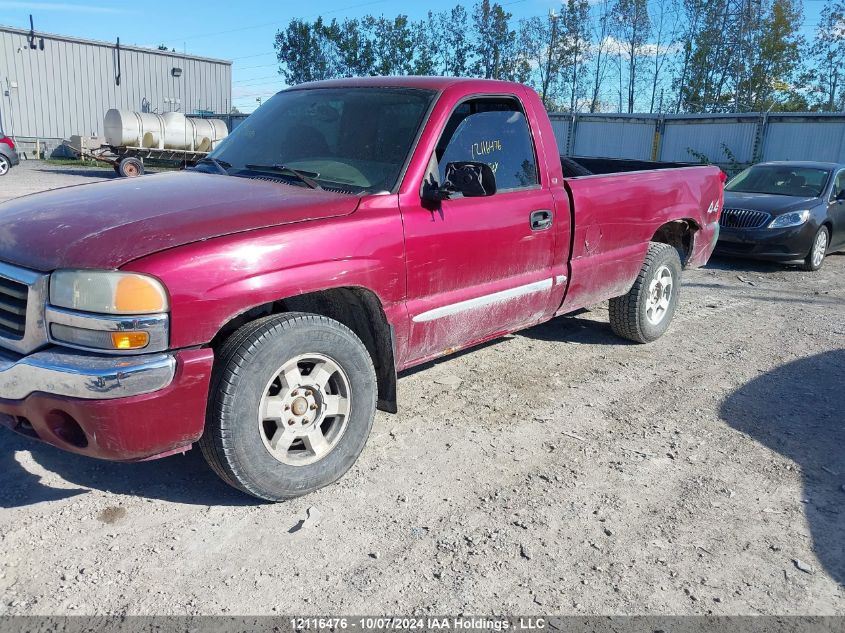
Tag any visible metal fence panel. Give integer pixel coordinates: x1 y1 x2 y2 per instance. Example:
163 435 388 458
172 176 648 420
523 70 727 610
548 116 571 155
572 118 656 160
763 119 845 163
660 119 758 165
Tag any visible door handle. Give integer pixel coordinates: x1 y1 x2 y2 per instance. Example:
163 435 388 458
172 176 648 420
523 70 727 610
530 209 553 231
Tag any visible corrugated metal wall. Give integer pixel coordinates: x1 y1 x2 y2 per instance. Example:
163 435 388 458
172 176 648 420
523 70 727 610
573 116 657 160
763 118 845 162
548 112 845 170
661 118 758 164
0 27 232 141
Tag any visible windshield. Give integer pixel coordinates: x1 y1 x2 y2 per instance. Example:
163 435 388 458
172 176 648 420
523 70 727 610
726 165 830 197
204 87 435 194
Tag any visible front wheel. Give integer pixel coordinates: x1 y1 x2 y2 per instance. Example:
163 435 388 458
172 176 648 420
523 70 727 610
609 242 683 343
803 226 829 272
200 313 377 501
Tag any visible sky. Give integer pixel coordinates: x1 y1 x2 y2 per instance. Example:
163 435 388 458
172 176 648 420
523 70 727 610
0 0 829 113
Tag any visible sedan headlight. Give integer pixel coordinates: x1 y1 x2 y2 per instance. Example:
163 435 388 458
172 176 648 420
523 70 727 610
768 210 810 229
50 270 169 314
48 270 169 354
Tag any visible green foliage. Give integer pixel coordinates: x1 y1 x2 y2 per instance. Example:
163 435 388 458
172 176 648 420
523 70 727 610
677 0 804 113
269 0 837 115
804 0 845 111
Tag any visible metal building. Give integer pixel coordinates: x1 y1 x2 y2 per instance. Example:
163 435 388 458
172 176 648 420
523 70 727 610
0 25 232 152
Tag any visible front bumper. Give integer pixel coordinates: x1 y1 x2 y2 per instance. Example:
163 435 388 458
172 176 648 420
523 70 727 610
0 346 214 461
0 346 175 400
715 222 817 261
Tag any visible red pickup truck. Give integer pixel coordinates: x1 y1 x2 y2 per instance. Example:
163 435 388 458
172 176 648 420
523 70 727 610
0 78 723 500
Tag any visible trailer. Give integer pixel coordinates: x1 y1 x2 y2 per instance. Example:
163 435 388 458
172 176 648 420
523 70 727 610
79 144 210 177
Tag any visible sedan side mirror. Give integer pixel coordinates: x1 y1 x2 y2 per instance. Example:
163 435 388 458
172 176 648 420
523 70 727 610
422 161 497 203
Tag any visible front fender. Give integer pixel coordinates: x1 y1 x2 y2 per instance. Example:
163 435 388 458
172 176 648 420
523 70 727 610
124 205 406 350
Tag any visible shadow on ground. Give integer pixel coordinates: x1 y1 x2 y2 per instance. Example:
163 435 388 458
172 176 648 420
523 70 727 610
33 168 117 179
720 350 845 584
521 311 634 347
707 252 845 274
0 428 257 508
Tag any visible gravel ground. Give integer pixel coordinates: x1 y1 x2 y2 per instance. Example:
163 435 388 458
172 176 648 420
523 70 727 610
0 161 843 616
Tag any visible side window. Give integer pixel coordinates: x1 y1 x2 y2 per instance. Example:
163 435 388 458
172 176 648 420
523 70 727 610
436 99 539 191
833 172 845 201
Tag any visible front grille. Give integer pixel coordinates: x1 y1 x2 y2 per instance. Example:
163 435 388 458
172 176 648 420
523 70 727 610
720 208 771 230
0 275 28 338
0 262 48 355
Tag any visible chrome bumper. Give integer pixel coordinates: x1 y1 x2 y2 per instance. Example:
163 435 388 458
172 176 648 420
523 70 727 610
0 346 176 401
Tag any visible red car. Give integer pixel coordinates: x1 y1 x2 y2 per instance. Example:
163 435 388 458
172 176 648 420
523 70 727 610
0 77 723 500
0 135 19 176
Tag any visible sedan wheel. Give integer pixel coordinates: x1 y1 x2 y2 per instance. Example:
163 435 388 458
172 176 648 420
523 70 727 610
803 226 829 272
0 155 10 176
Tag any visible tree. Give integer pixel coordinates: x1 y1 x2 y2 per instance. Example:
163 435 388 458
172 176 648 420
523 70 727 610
471 0 521 80
364 15 416 76
559 0 592 112
736 0 803 111
274 18 336 85
588 0 615 112
518 13 564 107
613 0 650 113
805 0 845 111
426 6 473 76
675 0 735 112
646 0 680 112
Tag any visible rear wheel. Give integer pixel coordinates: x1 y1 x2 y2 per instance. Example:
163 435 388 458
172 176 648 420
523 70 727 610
200 313 377 501
0 155 10 176
803 226 829 272
609 242 682 343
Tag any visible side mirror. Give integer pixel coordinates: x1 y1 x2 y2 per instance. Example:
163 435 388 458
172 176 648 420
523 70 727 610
422 161 497 203
836 189 845 202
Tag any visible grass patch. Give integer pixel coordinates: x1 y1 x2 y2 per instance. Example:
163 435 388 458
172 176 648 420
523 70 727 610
45 158 111 168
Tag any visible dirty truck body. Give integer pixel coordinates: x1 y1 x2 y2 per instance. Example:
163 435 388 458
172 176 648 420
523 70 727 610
0 77 723 500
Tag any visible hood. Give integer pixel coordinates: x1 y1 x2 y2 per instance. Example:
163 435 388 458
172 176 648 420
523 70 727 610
0 171 359 271
723 191 821 215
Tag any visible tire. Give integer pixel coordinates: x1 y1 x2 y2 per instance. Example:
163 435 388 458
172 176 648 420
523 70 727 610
113 164 122 175
199 313 377 501
609 241 683 344
0 155 10 176
117 157 144 177
803 226 829 272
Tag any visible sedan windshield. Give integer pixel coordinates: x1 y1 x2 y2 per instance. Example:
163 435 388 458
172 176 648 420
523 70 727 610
204 87 435 194
726 165 830 197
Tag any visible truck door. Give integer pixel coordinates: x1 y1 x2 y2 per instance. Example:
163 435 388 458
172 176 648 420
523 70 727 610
399 95 558 364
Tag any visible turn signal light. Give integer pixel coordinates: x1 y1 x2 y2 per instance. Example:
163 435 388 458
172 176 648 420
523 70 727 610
111 332 150 350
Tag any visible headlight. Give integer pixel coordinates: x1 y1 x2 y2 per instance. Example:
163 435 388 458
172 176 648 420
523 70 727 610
768 210 810 229
47 270 169 354
50 270 169 315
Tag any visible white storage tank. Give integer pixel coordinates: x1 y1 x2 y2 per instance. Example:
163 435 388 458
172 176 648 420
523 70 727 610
103 109 228 151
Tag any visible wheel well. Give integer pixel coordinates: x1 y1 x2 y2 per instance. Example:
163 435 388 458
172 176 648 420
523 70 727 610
822 220 833 239
651 220 697 267
210 288 398 414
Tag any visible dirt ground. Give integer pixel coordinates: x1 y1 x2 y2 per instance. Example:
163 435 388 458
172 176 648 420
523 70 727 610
0 161 843 616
